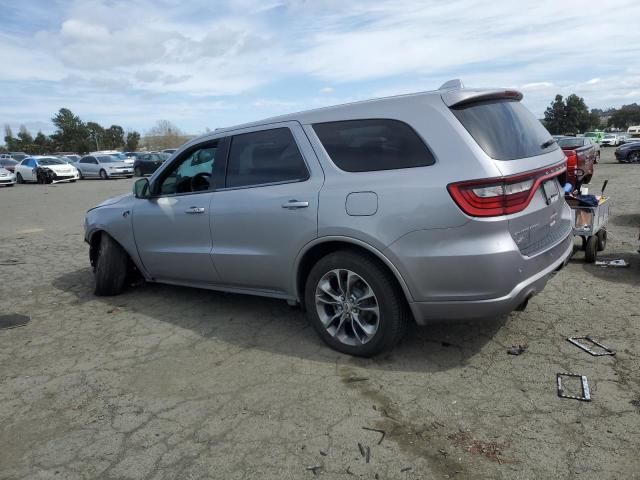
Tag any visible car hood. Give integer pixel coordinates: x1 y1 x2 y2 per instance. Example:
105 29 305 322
89 193 132 211
102 162 131 168
40 164 76 173
0 168 14 176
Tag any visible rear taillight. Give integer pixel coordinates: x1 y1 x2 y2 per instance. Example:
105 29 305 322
447 163 565 217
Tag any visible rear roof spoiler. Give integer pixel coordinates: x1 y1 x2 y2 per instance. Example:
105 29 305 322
440 86 523 108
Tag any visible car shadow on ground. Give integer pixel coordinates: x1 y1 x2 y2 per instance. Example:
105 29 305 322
610 213 640 228
53 268 508 374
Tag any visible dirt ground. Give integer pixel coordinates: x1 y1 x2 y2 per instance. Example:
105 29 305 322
1 148 639 480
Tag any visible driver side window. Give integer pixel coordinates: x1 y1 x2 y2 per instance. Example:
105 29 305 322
158 144 217 196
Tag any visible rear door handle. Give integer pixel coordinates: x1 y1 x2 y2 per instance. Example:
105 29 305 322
185 206 205 214
282 200 309 209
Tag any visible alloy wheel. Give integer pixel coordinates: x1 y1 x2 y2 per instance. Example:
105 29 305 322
630 152 640 163
314 269 380 346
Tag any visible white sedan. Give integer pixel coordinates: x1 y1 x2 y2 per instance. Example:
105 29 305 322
14 156 80 184
0 167 16 187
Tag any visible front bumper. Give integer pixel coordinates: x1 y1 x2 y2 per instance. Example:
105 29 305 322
0 176 16 185
107 169 133 177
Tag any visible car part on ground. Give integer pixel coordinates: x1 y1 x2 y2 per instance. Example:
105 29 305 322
567 336 615 356
556 373 591 401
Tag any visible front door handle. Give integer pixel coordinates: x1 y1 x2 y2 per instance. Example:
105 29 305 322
185 206 205 214
282 200 309 209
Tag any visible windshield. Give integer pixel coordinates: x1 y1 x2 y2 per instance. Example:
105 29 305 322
0 159 18 165
557 137 585 148
451 99 559 160
584 132 597 137
110 153 128 160
604 134 615 138
98 155 120 163
11 154 27 161
39 158 65 165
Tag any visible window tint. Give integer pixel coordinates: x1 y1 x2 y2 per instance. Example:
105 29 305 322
312 119 435 172
451 100 559 160
158 145 217 195
226 128 308 188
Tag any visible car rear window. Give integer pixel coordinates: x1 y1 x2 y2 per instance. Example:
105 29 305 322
312 119 435 172
451 100 559 160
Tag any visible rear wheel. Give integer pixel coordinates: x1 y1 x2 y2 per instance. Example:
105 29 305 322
585 235 598 263
16 173 24 184
629 152 640 163
94 233 128 296
596 229 607 252
78 170 84 179
304 250 408 357
99 169 108 180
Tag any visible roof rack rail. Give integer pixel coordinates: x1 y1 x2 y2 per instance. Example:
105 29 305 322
439 79 464 90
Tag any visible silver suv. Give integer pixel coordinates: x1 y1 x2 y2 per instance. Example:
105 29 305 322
85 80 572 356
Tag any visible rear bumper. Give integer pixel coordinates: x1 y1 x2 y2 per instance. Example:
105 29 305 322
407 236 572 324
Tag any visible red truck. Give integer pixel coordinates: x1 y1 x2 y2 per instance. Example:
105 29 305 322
557 137 597 186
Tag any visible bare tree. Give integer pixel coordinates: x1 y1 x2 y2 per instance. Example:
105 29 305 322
143 120 191 150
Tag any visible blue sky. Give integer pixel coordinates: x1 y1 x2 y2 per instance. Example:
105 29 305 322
1 0 639 137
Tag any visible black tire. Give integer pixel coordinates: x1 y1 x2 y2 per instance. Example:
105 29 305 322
585 235 598 263
596 229 607 252
580 235 587 251
126 175 133 179
134 167 143 177
70 179 76 183
16 172 24 184
79 170 84 180
94 233 128 296
7 183 14 187
99 169 108 180
583 174 592 184
629 152 640 163
304 250 409 357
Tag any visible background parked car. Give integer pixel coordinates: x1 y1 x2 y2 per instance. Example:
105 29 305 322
601 133 622 147
161 148 177 155
133 152 169 176
8 152 28 161
90 150 134 165
584 131 604 144
615 141 640 163
558 136 597 185
0 167 16 187
14 156 79 183
0 158 18 173
75 155 134 179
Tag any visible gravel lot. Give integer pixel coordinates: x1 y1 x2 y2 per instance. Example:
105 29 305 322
1 148 639 480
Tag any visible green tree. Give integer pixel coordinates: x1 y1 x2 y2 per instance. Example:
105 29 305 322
3 125 19 151
104 125 125 149
125 131 141 151
543 95 566 134
607 103 640 129
16 126 36 153
543 94 600 134
51 108 91 153
86 122 105 151
34 131 54 154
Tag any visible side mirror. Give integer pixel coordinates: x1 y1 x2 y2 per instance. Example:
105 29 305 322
133 178 150 198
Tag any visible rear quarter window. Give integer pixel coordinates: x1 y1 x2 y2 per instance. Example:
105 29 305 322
451 100 558 160
312 119 435 172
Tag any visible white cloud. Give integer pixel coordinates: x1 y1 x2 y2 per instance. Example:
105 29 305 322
1 0 639 134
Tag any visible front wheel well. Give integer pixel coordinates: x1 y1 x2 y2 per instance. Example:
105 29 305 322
89 230 139 278
296 241 412 315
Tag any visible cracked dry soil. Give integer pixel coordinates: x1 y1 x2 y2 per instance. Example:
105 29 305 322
1 149 639 479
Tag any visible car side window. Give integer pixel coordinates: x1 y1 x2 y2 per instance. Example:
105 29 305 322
313 119 435 172
157 144 218 196
226 128 308 188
